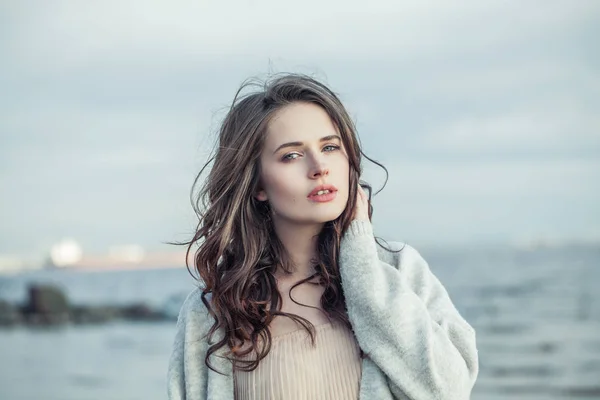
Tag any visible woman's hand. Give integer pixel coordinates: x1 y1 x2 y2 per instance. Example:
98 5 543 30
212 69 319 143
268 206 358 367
353 185 370 221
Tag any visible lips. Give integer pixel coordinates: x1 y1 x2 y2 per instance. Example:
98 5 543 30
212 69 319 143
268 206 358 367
308 184 338 197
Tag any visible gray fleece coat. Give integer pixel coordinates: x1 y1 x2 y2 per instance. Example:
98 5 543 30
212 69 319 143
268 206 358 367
167 220 479 399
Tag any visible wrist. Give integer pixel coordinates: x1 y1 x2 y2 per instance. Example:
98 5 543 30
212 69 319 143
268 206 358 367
346 219 373 237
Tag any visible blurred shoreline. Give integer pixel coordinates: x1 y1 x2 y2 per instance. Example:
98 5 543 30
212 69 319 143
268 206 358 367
1 245 599 399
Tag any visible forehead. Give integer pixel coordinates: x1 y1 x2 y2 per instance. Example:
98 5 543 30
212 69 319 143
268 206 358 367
264 102 338 149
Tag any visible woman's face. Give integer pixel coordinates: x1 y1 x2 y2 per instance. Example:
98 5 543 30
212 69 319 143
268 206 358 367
256 102 350 227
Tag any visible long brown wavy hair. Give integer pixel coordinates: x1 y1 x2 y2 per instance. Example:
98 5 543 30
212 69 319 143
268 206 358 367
179 73 390 373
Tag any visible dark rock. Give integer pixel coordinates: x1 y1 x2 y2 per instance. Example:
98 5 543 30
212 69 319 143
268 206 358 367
71 305 122 324
562 386 600 397
0 299 21 326
22 311 70 326
25 284 69 314
21 284 70 325
0 283 171 328
121 303 167 321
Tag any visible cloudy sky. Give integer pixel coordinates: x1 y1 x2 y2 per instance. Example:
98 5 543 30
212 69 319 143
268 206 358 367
1 0 599 259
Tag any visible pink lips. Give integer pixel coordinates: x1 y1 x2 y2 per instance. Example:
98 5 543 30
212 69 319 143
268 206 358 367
308 184 338 197
307 184 338 203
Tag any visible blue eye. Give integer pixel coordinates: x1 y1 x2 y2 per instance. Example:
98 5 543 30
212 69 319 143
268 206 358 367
281 145 340 162
282 153 300 162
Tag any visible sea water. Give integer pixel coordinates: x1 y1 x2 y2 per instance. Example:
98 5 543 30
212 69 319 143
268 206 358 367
0 245 599 400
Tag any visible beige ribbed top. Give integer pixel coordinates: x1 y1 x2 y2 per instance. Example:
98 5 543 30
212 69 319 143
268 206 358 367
233 320 362 400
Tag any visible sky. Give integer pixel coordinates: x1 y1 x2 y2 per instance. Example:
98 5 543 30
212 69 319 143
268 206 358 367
1 0 599 260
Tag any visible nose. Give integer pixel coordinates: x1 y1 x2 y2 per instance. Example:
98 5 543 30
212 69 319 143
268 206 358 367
309 156 329 179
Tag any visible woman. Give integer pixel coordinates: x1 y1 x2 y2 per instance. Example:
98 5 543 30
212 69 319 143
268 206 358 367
167 73 478 399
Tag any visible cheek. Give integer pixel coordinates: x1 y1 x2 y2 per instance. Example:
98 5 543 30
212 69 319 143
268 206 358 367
339 162 352 205
335 157 351 187
263 170 298 200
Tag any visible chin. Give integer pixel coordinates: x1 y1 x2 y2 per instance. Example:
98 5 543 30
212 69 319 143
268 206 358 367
313 207 345 224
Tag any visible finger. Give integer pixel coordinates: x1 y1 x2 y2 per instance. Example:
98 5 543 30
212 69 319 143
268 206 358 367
358 185 367 201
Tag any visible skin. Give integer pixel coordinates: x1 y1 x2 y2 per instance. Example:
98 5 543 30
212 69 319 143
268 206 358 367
254 101 369 334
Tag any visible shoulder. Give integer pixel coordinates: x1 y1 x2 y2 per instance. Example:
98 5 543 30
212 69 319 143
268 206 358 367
376 241 438 290
180 287 206 312
376 240 428 271
175 287 213 337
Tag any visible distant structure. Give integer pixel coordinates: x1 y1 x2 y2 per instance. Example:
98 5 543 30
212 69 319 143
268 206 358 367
0 239 188 275
49 238 83 268
108 245 145 263
44 239 187 271
0 255 26 274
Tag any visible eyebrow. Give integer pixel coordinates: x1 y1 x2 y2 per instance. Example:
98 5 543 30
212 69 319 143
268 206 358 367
272 135 342 155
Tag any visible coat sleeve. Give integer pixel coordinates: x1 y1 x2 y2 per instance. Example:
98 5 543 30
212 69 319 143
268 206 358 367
339 220 479 400
167 288 210 400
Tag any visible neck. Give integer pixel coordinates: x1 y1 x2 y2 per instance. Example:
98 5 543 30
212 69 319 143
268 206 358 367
271 218 324 280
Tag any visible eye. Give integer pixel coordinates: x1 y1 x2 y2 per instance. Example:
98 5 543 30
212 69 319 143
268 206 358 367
281 145 340 162
281 152 300 162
